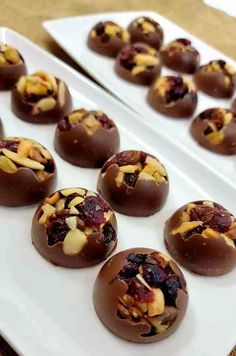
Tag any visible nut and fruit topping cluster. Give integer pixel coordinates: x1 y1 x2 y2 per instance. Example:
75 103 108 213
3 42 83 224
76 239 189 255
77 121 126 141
202 60 235 86
0 137 54 180
16 71 66 114
90 21 129 43
163 38 198 55
102 150 168 188
0 44 23 66
119 43 159 76
133 17 160 34
38 188 116 255
171 201 236 248
116 252 183 336
58 109 114 133
154 76 196 104
200 108 234 145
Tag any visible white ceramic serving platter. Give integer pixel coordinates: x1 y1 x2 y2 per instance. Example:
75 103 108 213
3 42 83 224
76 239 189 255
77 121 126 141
0 28 235 356
44 10 236 190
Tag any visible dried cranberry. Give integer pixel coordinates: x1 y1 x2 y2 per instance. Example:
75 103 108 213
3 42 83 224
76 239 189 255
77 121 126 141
43 159 54 173
143 264 167 287
77 196 109 227
199 108 214 120
119 47 136 70
118 263 139 280
209 210 232 232
58 117 71 132
204 126 214 135
217 60 226 69
103 224 116 244
124 172 138 187
0 140 18 152
127 253 146 265
190 204 214 223
163 276 180 305
127 278 154 303
94 22 104 36
165 77 188 104
176 38 191 46
117 151 141 166
97 114 113 129
46 214 69 246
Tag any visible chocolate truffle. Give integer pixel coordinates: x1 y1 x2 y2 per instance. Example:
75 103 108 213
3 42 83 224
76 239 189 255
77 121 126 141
32 188 117 268
161 38 200 74
147 75 197 118
54 109 120 168
128 17 164 50
194 60 236 98
0 43 27 90
93 248 188 343
97 150 169 217
0 137 56 206
115 42 161 85
87 21 130 57
11 71 72 123
164 200 236 276
190 108 236 155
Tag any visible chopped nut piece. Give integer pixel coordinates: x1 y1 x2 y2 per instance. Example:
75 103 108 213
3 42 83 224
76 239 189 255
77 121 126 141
206 130 224 145
63 229 87 255
172 221 202 235
131 65 145 76
138 171 156 181
16 76 26 93
17 139 33 158
32 97 56 115
0 156 17 173
142 21 155 33
45 192 60 205
60 188 85 196
68 110 86 124
115 171 124 187
119 164 140 173
68 196 84 207
58 81 66 107
4 47 21 64
135 53 158 67
202 228 220 238
147 288 165 317
70 206 79 215
55 199 65 210
145 156 167 176
66 216 77 231
2 149 44 170
39 204 56 224
182 211 190 222
222 235 235 248
105 24 119 36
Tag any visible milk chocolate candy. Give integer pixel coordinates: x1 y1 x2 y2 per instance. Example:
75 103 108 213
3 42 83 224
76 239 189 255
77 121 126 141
32 188 118 268
93 248 188 343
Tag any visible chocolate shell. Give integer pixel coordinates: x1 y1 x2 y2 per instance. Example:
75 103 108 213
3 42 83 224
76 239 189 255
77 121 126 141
88 21 130 57
164 200 236 276
0 44 27 91
32 188 118 268
147 75 197 118
128 17 164 50
0 137 56 207
194 60 236 98
190 108 236 155
93 247 188 343
161 38 200 74
97 150 169 217
115 42 161 85
11 71 72 124
54 109 120 168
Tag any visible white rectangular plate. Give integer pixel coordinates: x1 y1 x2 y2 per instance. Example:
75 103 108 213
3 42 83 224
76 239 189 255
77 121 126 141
44 10 236 189
0 28 235 356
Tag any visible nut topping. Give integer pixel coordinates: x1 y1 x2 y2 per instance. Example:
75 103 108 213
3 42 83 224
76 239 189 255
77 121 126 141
0 44 22 65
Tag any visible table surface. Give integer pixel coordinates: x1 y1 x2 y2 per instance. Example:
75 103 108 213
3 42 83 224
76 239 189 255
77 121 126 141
0 0 235 355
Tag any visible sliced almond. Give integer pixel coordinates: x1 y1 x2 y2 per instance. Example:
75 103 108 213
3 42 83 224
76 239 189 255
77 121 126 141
131 65 145 76
68 110 86 124
202 201 214 207
63 229 87 255
136 273 152 291
145 156 167 176
4 47 21 64
68 196 84 208
222 234 235 248
182 211 190 222
0 156 17 173
138 171 155 181
58 81 66 107
136 301 148 313
38 204 56 224
172 221 202 235
206 130 224 145
115 171 124 187
135 53 158 67
202 228 220 238
147 288 165 317
86 190 97 197
119 164 140 173
186 203 197 214
17 139 33 158
70 206 79 215
105 24 119 36
16 76 26 93
2 149 44 170
39 148 52 160
153 171 166 184
60 188 85 197
32 97 56 115
55 198 65 210
142 20 155 33
66 216 77 231
0 53 7 65
224 112 233 125
45 192 60 206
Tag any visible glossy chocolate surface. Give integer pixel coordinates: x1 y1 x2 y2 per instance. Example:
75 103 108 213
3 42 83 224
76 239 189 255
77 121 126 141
54 109 120 168
88 21 130 57
115 42 161 85
190 108 236 155
93 247 188 343
164 200 236 275
0 44 27 90
128 17 164 50
11 71 72 123
194 60 236 98
147 75 197 118
161 38 200 74
0 137 56 206
32 188 118 268
97 150 169 216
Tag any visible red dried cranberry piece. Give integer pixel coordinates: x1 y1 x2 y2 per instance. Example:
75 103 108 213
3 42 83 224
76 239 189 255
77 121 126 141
143 264 167 287
94 22 105 36
217 60 226 69
127 278 154 303
163 276 180 305
209 210 232 232
190 204 214 223
127 253 146 265
119 47 136 70
46 212 70 246
77 195 109 227
97 114 113 129
176 38 191 46
58 117 71 132
43 159 54 173
165 77 188 104
117 151 141 166
0 140 18 152
199 108 215 120
124 172 138 188
102 224 116 244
